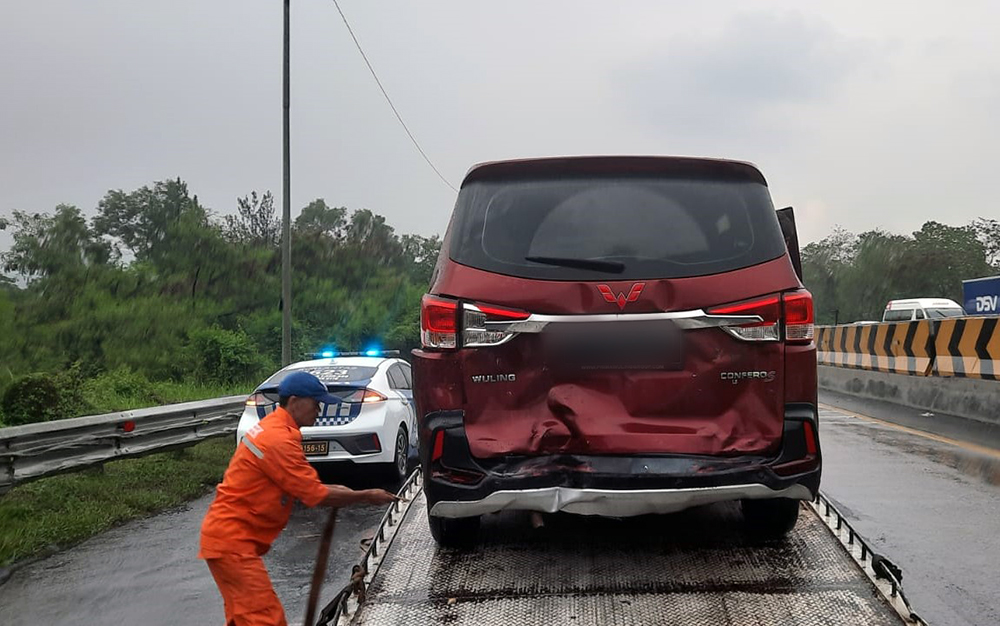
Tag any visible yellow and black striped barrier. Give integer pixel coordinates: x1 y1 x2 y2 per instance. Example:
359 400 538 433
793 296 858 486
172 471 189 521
932 317 1000 380
817 321 936 376
818 317 1000 379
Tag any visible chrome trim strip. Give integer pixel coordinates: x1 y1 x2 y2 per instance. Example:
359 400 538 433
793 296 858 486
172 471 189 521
487 310 763 334
429 483 812 518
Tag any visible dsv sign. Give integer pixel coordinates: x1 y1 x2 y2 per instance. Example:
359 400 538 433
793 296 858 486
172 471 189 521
975 295 999 313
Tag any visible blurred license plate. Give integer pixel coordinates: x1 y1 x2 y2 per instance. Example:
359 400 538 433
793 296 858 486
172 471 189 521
546 321 683 370
302 441 329 456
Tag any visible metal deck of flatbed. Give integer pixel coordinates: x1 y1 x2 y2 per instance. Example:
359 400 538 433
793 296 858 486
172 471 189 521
338 486 914 626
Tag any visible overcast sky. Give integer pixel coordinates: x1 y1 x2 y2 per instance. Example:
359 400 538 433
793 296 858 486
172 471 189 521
2 0 998 253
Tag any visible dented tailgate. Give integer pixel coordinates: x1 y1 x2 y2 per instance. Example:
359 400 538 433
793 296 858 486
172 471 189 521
458 313 785 458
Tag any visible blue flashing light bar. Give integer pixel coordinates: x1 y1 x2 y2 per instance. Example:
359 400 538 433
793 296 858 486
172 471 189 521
309 349 401 359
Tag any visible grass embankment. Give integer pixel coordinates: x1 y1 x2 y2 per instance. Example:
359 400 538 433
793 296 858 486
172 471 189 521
0 380 248 568
0 439 236 567
82 379 248 414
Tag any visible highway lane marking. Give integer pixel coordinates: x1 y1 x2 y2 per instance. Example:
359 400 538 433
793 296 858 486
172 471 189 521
819 402 1000 460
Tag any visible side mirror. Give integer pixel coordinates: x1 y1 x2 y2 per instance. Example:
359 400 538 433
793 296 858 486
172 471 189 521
776 207 803 282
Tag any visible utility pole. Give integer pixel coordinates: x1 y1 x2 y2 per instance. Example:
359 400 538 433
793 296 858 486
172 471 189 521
281 0 292 366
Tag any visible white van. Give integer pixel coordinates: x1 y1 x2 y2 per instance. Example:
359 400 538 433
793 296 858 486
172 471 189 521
882 298 966 322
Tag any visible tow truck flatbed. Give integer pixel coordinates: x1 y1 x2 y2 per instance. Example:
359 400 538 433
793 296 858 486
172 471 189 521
321 474 924 626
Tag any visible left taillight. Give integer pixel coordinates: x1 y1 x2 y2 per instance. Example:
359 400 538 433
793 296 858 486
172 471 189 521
421 295 531 349
421 294 459 349
462 301 530 347
431 430 445 462
708 289 814 343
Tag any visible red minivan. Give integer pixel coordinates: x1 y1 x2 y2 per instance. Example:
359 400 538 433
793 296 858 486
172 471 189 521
412 156 820 547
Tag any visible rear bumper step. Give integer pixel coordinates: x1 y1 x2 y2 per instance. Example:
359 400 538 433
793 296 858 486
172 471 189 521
429 483 813 518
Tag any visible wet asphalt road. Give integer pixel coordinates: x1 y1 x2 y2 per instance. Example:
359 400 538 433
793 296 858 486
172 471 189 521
1 398 999 625
0 471 395 626
816 400 1000 626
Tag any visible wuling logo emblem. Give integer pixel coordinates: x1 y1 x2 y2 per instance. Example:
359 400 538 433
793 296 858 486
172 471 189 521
598 283 646 310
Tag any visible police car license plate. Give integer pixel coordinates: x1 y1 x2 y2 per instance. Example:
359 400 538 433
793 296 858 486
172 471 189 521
302 441 329 456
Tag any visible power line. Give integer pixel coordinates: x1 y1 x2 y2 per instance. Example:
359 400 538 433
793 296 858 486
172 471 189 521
330 0 459 194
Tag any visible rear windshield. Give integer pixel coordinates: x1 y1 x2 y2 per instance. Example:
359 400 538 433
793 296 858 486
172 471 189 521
447 176 787 280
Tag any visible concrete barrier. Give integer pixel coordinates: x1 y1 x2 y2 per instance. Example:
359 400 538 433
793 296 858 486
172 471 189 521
818 317 1000 379
818 364 1000 428
817 321 936 375
933 317 1000 380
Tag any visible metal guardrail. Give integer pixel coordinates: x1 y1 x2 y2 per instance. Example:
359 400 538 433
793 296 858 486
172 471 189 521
0 395 246 494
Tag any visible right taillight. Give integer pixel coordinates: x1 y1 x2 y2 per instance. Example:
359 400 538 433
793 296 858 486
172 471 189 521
421 295 459 349
708 289 814 343
708 294 781 341
783 289 814 343
344 388 387 404
802 420 818 455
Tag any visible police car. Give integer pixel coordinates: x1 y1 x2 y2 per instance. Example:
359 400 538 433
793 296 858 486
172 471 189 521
236 353 417 481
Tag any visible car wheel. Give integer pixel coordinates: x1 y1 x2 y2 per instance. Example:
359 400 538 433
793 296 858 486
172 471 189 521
427 514 481 548
382 426 409 483
741 498 800 539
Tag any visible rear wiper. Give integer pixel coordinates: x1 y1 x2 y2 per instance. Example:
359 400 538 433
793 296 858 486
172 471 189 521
525 255 626 273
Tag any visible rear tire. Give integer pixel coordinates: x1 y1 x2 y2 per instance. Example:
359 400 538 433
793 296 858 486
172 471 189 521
382 426 409 483
428 514 481 548
741 498 800 539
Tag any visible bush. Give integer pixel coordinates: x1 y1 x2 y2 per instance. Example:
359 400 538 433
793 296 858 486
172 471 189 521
0 364 98 426
187 327 266 386
81 367 156 413
88 367 150 397
1 373 64 426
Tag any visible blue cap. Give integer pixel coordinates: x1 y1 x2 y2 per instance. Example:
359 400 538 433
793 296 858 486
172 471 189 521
278 371 338 404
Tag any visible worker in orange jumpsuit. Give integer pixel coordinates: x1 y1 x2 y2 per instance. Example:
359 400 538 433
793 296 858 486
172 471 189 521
199 371 397 626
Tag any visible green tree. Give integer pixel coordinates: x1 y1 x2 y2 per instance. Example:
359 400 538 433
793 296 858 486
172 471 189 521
802 219 997 324
2 205 112 281
224 191 279 246
400 234 442 285
295 199 347 239
94 179 204 262
345 209 403 266
801 227 856 324
972 218 1000 271
908 221 992 301
0 178 434 406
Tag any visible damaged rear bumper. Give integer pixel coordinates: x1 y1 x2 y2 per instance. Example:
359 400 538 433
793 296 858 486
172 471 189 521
421 404 822 519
